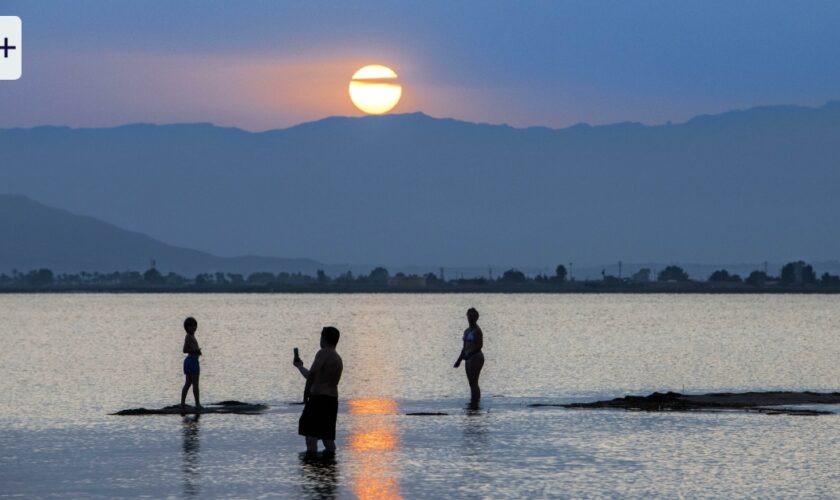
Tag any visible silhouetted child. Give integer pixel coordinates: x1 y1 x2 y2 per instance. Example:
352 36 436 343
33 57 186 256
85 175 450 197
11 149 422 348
180 317 202 409
294 327 343 454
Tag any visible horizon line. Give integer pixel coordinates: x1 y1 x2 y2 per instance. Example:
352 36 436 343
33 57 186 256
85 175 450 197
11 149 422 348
2 99 838 134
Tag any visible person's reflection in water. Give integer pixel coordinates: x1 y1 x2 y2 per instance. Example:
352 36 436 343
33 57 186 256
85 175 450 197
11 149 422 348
299 452 339 500
462 400 489 457
181 413 201 497
348 399 402 500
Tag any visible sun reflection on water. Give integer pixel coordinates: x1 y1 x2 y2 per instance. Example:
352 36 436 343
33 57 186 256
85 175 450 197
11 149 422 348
348 399 401 500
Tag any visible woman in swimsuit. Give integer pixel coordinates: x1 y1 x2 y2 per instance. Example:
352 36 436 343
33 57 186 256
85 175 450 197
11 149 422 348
453 307 484 403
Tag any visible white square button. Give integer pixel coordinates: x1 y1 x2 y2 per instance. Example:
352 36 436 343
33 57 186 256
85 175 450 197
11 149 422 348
0 16 22 80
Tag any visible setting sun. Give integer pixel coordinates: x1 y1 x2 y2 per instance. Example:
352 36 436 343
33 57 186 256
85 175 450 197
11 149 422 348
348 65 402 115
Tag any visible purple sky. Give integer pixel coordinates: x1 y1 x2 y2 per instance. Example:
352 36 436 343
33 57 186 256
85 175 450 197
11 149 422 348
2 1 839 130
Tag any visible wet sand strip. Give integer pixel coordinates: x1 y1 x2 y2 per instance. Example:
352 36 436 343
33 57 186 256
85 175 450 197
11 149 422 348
113 400 268 415
534 391 840 416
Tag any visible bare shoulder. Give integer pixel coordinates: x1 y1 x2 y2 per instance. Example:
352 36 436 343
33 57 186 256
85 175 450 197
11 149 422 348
320 349 342 368
309 348 326 368
315 348 342 364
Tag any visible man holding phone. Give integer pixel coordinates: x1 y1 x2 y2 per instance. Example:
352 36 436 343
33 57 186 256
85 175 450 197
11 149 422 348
293 327 343 455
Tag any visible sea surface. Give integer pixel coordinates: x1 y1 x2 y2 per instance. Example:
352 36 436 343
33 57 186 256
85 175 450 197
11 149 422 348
2 294 839 498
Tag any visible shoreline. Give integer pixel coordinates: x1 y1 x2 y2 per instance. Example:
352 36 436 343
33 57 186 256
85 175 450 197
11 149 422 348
2 285 840 294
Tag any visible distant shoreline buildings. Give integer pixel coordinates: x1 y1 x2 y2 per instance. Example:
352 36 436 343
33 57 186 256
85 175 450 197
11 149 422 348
2 260 838 293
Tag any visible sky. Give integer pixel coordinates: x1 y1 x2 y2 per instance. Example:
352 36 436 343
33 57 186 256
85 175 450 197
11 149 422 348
1 0 839 130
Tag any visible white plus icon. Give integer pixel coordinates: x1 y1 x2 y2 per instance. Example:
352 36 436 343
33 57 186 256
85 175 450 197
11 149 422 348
0 16 22 80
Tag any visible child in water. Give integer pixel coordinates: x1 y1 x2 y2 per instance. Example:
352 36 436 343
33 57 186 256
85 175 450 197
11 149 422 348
180 317 202 409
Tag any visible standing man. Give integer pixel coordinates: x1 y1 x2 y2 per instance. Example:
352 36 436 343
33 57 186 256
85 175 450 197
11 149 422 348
294 327 343 455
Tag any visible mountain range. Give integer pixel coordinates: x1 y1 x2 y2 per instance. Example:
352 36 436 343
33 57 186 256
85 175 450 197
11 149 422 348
2 101 839 268
0 194 323 275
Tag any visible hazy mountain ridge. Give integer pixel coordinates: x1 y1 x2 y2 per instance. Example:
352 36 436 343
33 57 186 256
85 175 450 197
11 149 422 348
2 101 839 267
2 194 839 278
0 194 324 275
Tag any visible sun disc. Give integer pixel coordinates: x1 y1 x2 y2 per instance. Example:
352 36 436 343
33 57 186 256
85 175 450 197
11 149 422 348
349 65 402 115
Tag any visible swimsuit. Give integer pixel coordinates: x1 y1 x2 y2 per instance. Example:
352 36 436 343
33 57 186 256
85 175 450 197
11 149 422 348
299 395 339 440
183 355 200 375
464 328 476 342
463 328 482 362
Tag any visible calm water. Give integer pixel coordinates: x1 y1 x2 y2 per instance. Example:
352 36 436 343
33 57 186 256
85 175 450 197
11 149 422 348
1 294 839 498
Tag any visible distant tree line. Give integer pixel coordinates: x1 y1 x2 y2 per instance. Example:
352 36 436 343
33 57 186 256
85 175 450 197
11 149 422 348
1 260 839 292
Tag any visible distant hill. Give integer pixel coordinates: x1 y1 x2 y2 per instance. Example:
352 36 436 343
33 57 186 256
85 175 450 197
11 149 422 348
0 194 324 275
2 102 839 267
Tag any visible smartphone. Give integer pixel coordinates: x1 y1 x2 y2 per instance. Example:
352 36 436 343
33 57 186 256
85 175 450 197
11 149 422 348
293 347 301 363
